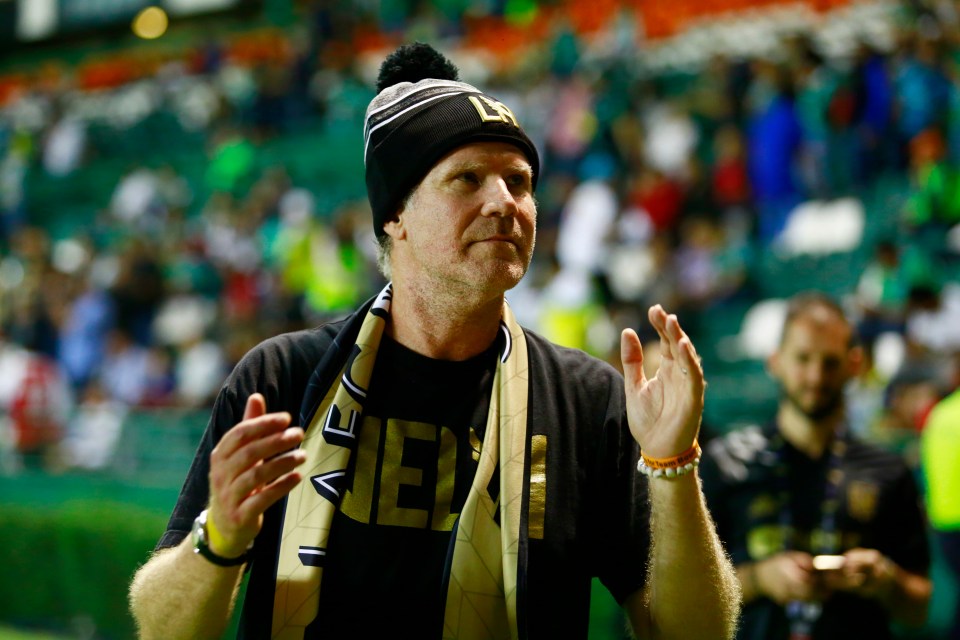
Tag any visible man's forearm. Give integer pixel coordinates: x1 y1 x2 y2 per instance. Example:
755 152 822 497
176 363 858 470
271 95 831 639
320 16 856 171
129 538 246 640
633 473 741 640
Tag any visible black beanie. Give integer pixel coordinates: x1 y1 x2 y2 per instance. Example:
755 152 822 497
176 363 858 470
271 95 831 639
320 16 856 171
364 43 540 239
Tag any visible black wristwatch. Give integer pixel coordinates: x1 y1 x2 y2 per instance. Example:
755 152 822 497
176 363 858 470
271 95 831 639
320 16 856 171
191 509 250 567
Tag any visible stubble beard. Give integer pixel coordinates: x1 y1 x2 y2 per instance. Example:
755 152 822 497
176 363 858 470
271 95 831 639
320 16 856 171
468 235 535 294
782 384 845 422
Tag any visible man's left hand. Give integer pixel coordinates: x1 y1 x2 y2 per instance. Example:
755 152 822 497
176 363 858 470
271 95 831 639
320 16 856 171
621 305 705 459
819 548 898 601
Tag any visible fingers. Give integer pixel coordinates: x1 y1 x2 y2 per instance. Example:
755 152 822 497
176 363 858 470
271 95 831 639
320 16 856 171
243 393 267 421
648 305 695 361
206 394 307 554
620 328 647 388
647 305 704 386
648 305 672 360
237 470 305 523
833 548 893 595
679 337 705 395
215 409 294 461
222 428 306 505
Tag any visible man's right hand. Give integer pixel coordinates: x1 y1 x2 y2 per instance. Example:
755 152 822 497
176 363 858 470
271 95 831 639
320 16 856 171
753 551 826 604
206 393 307 558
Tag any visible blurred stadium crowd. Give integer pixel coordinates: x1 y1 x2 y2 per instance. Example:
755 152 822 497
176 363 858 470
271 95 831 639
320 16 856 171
0 0 959 484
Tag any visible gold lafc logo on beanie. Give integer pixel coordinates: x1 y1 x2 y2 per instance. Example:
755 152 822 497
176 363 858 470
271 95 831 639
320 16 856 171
469 95 519 127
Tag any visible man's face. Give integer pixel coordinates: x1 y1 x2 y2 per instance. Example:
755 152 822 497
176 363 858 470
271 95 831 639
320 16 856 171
387 141 536 296
769 312 859 421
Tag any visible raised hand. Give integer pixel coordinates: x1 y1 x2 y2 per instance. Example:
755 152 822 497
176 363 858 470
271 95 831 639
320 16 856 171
206 394 307 558
621 305 704 459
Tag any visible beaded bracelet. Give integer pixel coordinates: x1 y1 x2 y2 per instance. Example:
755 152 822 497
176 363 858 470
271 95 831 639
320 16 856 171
637 441 702 479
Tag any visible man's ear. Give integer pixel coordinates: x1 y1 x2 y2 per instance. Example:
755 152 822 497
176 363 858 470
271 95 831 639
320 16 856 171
847 344 865 378
766 350 781 379
383 211 406 240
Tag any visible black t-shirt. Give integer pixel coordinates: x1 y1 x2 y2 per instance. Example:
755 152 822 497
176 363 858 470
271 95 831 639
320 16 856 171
699 423 930 640
158 311 650 639
313 335 497 638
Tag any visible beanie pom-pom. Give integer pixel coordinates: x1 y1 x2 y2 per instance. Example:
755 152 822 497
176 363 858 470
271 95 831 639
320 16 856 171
376 42 459 93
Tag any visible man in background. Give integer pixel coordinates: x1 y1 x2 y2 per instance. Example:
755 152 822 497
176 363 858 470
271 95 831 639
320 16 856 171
701 291 931 639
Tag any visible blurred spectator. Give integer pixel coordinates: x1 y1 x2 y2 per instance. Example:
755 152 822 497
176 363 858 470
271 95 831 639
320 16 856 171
98 328 154 406
538 267 610 355
872 365 940 465
853 43 895 181
2 227 61 358
203 193 263 274
643 99 698 182
0 128 30 242
854 240 911 346
673 216 747 312
110 238 166 346
845 345 887 438
893 34 950 149
270 192 371 321
903 127 960 231
905 283 960 353
745 60 803 244
61 380 127 471
0 333 72 472
605 231 680 313
205 126 256 194
543 72 594 176
174 334 227 408
58 267 116 390
43 111 86 177
555 153 618 274
792 41 839 198
945 50 960 165
626 165 685 234
711 124 751 213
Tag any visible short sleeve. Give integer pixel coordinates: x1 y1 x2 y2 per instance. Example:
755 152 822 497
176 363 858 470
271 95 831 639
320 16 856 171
874 465 930 576
591 386 650 604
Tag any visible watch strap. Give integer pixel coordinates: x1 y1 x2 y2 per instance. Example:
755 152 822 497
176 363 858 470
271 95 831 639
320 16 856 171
193 509 250 567
194 539 249 567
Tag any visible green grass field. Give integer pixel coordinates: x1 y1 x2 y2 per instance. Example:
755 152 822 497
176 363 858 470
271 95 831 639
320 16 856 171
0 626 69 640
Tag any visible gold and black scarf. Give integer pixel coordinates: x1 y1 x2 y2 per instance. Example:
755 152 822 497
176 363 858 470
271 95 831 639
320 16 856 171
270 284 531 639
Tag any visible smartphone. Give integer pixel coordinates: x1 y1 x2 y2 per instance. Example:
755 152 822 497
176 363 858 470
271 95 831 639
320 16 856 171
812 554 846 572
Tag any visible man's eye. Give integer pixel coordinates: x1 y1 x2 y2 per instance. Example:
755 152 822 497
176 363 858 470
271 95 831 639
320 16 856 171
507 174 530 188
460 172 480 184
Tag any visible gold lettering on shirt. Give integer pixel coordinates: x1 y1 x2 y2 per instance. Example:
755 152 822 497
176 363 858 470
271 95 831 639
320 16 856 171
432 426 459 532
339 416 383 524
528 435 547 539
846 480 879 522
377 419 432 529
338 417 476 531
468 95 520 127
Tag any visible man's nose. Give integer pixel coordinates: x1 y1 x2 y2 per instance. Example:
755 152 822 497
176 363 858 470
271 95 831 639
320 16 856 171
480 178 519 218
805 363 827 386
